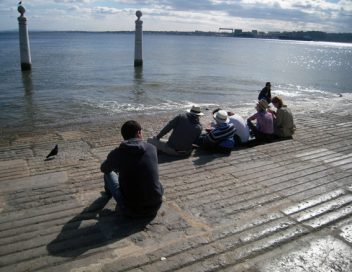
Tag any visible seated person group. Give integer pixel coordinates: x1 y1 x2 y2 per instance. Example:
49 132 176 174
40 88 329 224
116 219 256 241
101 82 295 217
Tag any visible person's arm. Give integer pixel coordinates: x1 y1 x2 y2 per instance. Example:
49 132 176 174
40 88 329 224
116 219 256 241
156 116 179 139
268 109 276 117
205 121 216 132
247 113 257 122
275 110 284 128
100 148 120 174
206 129 217 143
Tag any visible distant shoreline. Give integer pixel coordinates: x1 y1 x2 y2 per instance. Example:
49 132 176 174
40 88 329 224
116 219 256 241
1 30 352 43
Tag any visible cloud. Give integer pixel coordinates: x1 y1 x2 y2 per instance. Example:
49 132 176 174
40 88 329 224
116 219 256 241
0 0 351 32
54 0 94 3
93 6 121 15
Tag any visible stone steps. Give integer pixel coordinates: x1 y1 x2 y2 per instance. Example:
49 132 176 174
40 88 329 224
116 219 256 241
0 112 351 272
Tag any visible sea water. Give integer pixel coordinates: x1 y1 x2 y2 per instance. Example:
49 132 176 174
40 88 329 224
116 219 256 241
0 32 352 131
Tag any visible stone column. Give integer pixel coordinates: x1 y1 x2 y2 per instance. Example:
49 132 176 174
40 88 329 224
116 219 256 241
134 10 143 67
17 4 32 71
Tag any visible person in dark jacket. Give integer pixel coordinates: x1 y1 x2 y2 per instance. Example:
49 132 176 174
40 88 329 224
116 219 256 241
101 120 164 217
196 110 236 154
258 82 272 103
148 105 203 156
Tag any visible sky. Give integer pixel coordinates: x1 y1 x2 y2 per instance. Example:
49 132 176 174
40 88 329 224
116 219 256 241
0 0 351 32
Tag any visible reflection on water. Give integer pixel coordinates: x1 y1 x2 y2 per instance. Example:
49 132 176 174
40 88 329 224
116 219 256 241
22 71 33 94
134 66 143 83
22 71 35 128
133 66 145 102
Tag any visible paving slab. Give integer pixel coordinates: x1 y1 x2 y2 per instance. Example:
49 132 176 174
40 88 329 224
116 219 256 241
0 171 68 193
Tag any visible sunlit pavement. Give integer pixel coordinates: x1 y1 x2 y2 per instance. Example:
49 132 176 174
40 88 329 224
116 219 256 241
0 111 351 272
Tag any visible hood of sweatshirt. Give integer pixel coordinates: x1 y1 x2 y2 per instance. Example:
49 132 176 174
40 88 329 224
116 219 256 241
119 138 146 155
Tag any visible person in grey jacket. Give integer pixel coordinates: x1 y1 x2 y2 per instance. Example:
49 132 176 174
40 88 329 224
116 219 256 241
101 120 164 217
148 105 203 156
269 96 296 138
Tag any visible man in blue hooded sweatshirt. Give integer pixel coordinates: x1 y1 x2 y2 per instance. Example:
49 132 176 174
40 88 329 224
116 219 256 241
101 120 164 217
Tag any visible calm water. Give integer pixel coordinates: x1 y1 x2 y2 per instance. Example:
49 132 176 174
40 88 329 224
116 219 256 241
1 32 352 131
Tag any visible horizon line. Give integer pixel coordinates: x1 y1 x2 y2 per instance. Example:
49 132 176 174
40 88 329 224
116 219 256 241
1 29 352 34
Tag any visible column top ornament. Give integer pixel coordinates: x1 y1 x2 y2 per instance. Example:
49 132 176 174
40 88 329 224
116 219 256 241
18 2 25 17
136 10 142 21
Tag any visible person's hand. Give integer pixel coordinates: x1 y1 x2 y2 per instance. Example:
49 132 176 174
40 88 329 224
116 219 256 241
205 127 213 132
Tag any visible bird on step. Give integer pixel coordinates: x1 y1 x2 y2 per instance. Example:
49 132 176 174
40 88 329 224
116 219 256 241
46 144 58 159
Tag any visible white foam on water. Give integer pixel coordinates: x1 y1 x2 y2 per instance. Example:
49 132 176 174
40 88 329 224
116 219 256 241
83 99 217 115
78 82 352 122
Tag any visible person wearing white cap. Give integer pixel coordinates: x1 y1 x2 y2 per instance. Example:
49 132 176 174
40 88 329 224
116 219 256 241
208 108 250 145
148 105 203 156
196 110 236 153
247 99 274 143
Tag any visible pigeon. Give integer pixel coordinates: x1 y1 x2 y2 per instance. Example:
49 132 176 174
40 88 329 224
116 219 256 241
46 144 58 159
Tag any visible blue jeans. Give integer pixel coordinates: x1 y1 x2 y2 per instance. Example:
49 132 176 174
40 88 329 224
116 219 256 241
104 172 127 214
104 171 162 217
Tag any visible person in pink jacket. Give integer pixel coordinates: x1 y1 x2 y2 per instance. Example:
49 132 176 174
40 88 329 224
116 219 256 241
247 99 274 143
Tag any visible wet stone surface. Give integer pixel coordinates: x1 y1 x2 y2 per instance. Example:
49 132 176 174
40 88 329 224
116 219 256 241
257 236 352 272
339 222 352 243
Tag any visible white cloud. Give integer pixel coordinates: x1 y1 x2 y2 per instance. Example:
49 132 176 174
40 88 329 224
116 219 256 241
54 0 94 3
93 6 122 15
0 0 351 32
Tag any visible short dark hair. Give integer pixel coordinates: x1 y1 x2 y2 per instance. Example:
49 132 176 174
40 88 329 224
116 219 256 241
266 82 271 86
121 120 142 140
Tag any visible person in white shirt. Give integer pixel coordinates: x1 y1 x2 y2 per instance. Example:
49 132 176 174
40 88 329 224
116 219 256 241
209 108 250 146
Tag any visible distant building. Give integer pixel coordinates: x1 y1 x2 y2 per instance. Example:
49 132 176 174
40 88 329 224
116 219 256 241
219 28 234 33
234 29 242 35
252 30 258 35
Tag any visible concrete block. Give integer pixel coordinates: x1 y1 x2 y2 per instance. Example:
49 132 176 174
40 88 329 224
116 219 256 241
0 171 68 193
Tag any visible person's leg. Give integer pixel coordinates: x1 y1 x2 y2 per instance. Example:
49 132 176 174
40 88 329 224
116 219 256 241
103 172 128 213
147 137 184 156
104 172 119 198
253 130 267 142
148 137 170 152
263 133 274 143
247 120 257 138
233 134 242 147
214 146 232 154
194 134 206 147
247 120 268 143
